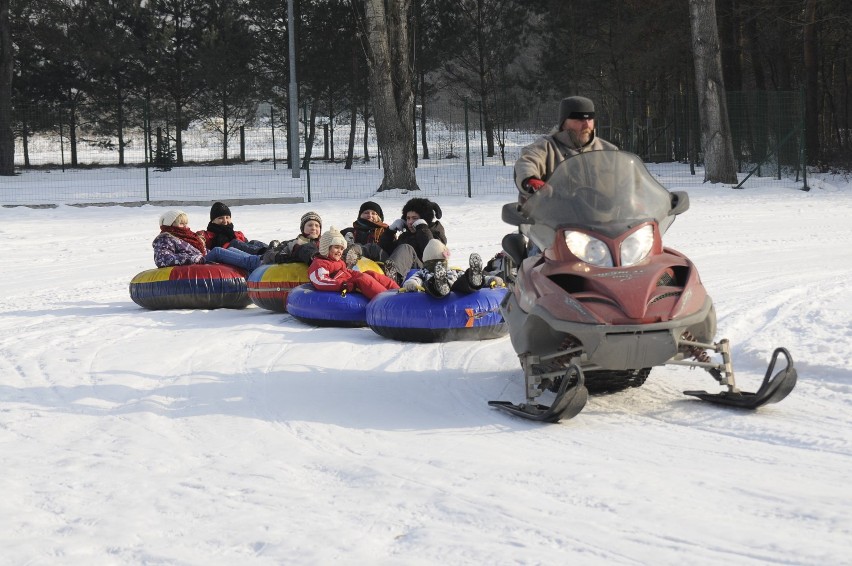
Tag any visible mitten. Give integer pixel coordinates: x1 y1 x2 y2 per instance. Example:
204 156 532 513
411 219 428 229
522 177 546 192
389 218 406 231
403 279 423 292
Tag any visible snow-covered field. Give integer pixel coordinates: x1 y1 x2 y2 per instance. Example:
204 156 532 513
1 164 850 565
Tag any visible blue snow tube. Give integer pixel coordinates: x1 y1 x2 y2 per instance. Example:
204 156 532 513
366 287 509 342
285 284 371 328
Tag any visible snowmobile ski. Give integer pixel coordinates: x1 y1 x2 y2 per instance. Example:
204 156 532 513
684 347 797 409
489 364 589 423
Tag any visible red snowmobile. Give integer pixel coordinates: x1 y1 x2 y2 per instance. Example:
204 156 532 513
490 150 797 423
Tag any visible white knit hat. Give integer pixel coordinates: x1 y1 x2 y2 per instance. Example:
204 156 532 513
159 209 185 227
423 239 450 262
319 226 347 256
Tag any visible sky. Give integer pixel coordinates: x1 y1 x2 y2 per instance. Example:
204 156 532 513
1 164 850 565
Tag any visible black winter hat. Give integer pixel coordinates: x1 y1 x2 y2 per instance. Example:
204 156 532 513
210 201 232 221
358 201 384 220
558 96 595 124
402 198 442 225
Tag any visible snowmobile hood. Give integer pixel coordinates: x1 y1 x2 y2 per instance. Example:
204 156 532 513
521 151 679 240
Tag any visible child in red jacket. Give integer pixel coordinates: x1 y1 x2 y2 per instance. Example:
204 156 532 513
308 227 399 300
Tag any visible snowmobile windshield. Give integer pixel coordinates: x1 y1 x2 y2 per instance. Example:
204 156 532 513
522 151 677 235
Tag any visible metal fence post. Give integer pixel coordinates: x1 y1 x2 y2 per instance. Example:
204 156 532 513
800 86 809 191
143 100 150 201
464 98 471 198
304 102 311 202
478 99 484 166
271 106 277 170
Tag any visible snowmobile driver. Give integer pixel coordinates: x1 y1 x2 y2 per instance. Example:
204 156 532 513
504 96 619 264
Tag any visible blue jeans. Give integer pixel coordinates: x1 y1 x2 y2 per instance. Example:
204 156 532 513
205 246 262 274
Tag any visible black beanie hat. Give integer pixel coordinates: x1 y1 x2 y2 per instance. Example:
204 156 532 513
358 201 384 220
558 96 595 124
210 201 232 221
402 198 442 225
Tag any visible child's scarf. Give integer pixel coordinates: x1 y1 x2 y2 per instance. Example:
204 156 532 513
161 225 207 254
206 222 237 249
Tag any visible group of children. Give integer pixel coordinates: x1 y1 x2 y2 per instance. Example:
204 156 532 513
152 199 503 302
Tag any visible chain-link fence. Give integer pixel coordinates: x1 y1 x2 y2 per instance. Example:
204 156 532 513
1 91 807 206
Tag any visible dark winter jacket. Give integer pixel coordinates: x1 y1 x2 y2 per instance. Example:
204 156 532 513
378 220 447 260
261 234 319 265
199 223 248 250
342 218 387 246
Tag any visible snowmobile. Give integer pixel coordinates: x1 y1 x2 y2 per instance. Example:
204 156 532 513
489 150 797 423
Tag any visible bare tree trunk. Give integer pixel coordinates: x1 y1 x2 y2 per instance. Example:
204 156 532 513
0 0 14 175
362 102 370 162
222 100 229 161
301 105 317 170
346 103 357 169
689 0 738 184
117 98 125 166
174 100 185 165
359 0 419 192
419 69 429 159
803 0 819 162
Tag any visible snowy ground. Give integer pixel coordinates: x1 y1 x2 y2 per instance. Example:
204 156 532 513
1 166 850 565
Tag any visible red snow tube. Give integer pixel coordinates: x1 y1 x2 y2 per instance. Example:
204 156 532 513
366 287 509 342
129 264 251 310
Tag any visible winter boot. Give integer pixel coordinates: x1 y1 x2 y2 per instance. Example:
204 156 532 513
344 244 363 268
430 261 451 297
383 259 401 285
467 253 484 288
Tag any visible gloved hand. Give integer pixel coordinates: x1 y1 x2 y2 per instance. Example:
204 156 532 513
411 219 427 229
522 177 545 192
389 218 406 232
403 279 423 292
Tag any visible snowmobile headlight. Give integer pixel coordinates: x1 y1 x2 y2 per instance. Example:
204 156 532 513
620 225 654 266
564 231 613 267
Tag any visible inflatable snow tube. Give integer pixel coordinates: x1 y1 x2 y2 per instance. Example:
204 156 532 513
247 263 309 312
247 258 383 312
285 284 370 327
367 287 509 342
129 264 251 310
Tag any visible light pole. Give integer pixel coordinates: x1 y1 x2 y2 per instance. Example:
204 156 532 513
288 0 299 178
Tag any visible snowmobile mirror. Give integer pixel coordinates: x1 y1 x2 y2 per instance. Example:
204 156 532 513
669 191 690 216
501 233 527 266
502 203 531 227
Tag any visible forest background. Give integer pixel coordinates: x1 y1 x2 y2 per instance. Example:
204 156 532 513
0 0 849 187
